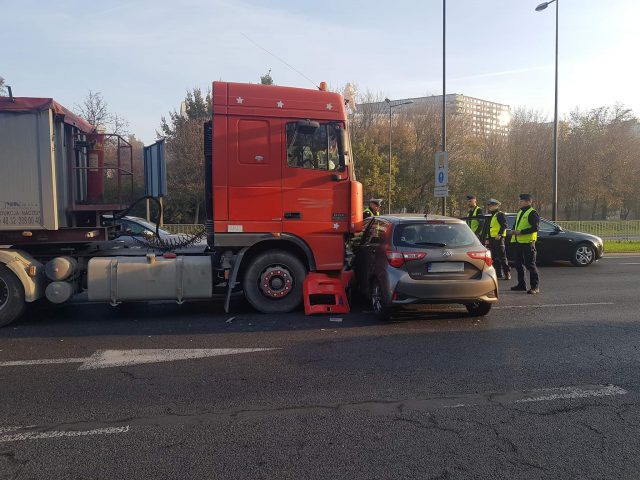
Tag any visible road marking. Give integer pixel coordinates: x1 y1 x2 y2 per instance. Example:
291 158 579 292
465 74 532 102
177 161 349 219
619 262 640 265
0 425 130 443
494 302 614 309
0 348 279 370
515 385 627 403
603 255 640 259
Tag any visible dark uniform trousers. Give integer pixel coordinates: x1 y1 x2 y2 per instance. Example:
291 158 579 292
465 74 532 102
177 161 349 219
514 242 539 289
488 238 510 277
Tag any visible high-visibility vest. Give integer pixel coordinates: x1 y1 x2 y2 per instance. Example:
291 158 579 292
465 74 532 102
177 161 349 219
363 208 379 218
511 207 538 243
467 206 480 233
490 212 504 238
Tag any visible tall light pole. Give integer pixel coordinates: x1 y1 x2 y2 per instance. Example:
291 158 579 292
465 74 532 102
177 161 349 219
384 98 413 214
536 0 559 221
442 0 447 216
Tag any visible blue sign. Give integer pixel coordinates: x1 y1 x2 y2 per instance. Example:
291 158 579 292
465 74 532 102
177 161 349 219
144 139 167 197
438 171 444 184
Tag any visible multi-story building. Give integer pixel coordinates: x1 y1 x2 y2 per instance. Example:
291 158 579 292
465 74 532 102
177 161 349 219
359 94 511 136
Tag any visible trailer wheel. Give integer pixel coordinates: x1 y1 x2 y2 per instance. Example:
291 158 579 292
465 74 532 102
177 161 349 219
0 265 26 327
242 250 306 314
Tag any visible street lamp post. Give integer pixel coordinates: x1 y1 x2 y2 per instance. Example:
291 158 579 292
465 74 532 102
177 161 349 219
536 0 559 221
442 0 447 216
384 98 413 214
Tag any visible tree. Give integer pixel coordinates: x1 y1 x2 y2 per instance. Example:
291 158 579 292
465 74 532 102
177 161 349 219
159 88 212 224
0 76 7 96
75 90 129 135
260 69 274 85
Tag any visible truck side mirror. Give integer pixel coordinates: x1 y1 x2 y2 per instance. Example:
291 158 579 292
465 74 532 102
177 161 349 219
295 120 320 135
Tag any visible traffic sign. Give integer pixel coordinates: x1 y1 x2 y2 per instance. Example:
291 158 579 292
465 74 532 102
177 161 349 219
435 151 448 188
434 186 449 198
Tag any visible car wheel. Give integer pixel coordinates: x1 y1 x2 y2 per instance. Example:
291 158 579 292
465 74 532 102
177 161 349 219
466 301 492 317
242 250 306 313
370 279 391 321
571 243 595 267
0 265 26 327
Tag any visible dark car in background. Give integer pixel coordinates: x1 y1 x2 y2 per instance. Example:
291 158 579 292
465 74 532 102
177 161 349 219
353 215 498 319
504 214 604 266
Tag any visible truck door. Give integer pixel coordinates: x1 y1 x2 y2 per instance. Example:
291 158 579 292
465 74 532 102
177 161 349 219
227 118 282 233
281 121 351 270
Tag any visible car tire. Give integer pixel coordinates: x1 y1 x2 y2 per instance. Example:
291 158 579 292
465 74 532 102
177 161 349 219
466 301 492 317
242 250 306 314
370 279 392 321
0 265 26 327
571 243 595 267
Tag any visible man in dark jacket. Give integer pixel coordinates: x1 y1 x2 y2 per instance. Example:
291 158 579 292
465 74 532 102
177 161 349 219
486 199 511 280
510 193 540 294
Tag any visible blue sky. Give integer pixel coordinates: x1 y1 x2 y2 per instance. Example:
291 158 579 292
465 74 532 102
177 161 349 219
1 0 638 142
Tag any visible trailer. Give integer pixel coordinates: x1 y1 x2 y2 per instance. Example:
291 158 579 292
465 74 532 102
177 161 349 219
0 82 363 326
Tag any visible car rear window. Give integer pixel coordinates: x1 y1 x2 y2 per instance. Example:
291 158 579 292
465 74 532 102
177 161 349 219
393 222 481 248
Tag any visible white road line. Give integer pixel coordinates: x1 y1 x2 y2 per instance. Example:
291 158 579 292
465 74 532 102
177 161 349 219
494 302 614 309
0 357 89 367
603 255 640 259
0 348 279 370
516 385 627 403
0 426 130 443
619 262 640 265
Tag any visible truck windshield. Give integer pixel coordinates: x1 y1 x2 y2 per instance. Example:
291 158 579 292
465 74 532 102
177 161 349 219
286 123 340 171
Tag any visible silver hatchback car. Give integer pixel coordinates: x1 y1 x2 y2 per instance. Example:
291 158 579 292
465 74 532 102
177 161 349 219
353 215 498 318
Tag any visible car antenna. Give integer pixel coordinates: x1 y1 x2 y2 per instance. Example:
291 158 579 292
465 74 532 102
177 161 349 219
240 32 320 90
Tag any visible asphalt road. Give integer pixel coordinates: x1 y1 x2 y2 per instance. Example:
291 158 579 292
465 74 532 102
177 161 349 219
1 255 640 479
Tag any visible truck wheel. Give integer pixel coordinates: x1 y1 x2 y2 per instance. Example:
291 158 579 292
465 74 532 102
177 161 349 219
0 265 26 327
242 250 306 313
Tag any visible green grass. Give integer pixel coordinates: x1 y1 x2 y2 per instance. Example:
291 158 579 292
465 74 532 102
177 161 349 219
604 240 640 253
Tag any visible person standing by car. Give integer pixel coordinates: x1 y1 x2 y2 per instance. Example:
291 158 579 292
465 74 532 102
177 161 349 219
510 194 540 294
363 198 382 219
486 199 511 280
466 195 482 235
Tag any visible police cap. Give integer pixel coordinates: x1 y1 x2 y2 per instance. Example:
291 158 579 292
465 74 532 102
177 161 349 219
519 193 533 201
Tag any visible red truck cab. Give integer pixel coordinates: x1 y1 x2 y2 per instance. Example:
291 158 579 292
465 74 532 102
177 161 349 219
208 82 362 312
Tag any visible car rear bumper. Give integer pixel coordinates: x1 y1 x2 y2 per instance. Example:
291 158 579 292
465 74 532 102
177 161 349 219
389 271 499 306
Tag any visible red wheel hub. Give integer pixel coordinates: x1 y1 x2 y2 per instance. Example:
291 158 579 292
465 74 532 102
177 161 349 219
259 266 293 299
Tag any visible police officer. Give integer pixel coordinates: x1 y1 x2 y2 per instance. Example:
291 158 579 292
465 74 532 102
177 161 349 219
486 199 511 280
363 198 382 219
510 193 540 294
466 195 483 235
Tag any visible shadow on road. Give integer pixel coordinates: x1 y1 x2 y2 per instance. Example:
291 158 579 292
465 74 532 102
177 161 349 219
0 295 483 339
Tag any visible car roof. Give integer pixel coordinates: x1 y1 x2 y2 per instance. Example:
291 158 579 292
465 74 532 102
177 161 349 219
377 214 466 225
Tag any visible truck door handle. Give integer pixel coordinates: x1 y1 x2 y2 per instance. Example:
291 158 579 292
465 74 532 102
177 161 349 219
284 212 301 219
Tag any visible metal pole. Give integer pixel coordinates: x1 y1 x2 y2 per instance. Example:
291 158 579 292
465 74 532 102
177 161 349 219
389 105 392 214
441 0 447 216
552 0 559 221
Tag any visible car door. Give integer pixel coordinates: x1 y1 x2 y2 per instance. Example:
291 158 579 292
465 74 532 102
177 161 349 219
353 219 385 296
537 219 568 261
504 214 516 261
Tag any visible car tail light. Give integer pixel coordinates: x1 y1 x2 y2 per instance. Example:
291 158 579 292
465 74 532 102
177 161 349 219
467 250 493 267
386 251 427 268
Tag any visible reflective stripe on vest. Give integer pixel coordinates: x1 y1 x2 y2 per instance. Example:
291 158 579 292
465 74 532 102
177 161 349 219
468 206 480 233
490 213 502 238
511 207 538 243
364 208 379 218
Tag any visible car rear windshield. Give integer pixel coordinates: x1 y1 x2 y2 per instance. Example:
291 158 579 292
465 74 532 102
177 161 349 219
393 222 481 248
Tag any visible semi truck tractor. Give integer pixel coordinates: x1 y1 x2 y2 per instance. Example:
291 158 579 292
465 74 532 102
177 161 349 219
0 82 363 326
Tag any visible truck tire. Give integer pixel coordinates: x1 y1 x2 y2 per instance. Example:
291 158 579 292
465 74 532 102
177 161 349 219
0 265 26 327
242 250 306 314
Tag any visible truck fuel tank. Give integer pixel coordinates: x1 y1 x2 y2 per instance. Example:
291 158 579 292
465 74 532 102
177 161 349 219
87 255 213 304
